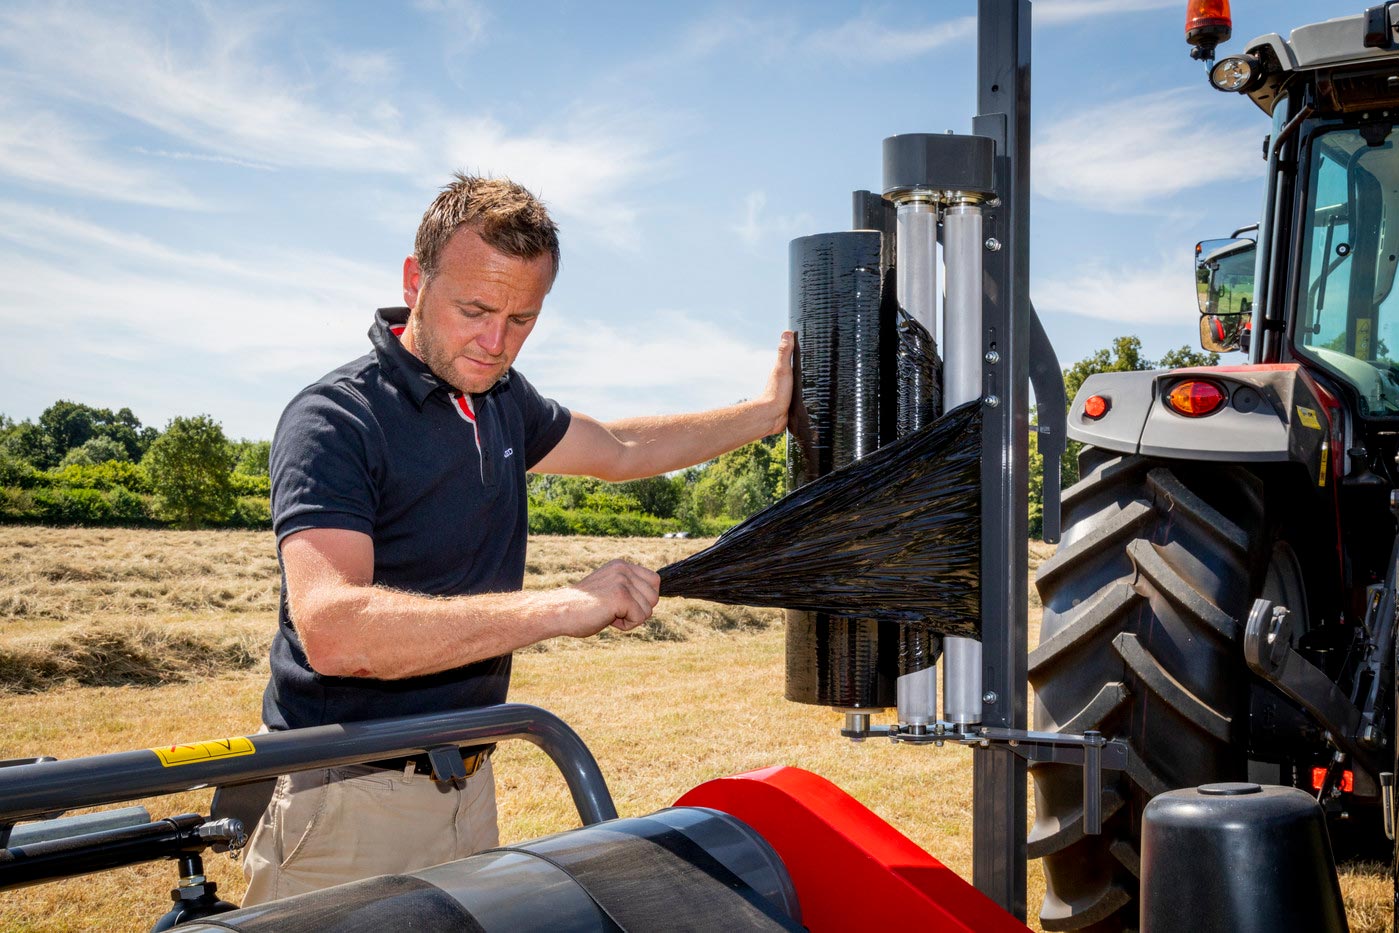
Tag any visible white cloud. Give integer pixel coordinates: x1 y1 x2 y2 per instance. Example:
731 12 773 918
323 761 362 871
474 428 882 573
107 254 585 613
0 3 416 174
732 190 814 249
799 1 1174 63
0 203 394 434
523 310 777 420
0 102 202 208
440 114 662 251
1035 89 1265 206
1035 254 1196 325
1034 0 1177 25
0 3 664 251
413 0 490 45
803 16 977 62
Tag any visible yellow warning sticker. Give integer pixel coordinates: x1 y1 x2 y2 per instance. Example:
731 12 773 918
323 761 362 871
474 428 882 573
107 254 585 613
1357 319 1372 358
150 736 255 767
1318 443 1329 488
1295 406 1321 430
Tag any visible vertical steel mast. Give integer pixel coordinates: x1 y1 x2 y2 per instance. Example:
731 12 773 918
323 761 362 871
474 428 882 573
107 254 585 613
971 0 1030 918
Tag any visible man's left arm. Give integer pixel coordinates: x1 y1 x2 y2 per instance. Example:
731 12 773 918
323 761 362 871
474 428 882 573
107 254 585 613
532 331 794 482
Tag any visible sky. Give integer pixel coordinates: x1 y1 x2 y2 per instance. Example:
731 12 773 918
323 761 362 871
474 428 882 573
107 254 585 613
0 0 1369 440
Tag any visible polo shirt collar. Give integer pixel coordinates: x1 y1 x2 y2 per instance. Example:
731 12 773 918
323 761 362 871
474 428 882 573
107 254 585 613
370 307 449 409
370 307 512 409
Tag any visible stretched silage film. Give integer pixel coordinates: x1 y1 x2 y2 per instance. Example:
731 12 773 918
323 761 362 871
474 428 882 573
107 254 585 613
658 401 982 640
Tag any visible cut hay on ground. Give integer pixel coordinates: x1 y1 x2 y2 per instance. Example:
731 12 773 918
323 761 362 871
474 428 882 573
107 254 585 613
0 527 1389 932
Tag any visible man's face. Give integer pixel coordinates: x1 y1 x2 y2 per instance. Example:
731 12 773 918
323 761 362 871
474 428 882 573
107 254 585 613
401 226 553 395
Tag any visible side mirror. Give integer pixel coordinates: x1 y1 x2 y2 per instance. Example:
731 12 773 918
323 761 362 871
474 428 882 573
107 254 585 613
1195 236 1255 352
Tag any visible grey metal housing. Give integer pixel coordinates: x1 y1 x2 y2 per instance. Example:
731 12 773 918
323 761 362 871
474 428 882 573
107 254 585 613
1067 367 1332 471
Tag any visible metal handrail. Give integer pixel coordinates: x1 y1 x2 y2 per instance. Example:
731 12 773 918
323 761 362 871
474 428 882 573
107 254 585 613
0 703 616 826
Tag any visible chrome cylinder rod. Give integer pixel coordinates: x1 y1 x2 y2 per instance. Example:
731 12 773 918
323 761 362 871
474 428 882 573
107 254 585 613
894 197 939 728
942 199 985 728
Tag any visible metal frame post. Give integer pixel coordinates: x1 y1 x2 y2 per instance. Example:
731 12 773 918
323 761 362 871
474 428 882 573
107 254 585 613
971 0 1031 918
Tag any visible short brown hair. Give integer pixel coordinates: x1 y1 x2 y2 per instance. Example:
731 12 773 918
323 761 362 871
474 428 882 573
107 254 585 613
414 173 560 281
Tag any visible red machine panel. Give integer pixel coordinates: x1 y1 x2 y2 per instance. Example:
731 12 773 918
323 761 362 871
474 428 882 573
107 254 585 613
677 766 1028 931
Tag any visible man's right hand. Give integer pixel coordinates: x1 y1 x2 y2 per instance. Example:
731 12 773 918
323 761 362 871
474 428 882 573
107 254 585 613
550 559 660 637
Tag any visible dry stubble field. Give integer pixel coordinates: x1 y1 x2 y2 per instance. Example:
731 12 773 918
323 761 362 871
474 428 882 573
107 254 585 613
0 525 1390 931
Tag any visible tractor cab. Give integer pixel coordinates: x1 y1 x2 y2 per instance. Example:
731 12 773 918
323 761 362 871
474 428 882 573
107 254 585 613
1194 3 1399 421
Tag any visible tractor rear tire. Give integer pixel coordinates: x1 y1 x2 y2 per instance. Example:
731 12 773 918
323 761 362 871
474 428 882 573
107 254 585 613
1030 451 1264 932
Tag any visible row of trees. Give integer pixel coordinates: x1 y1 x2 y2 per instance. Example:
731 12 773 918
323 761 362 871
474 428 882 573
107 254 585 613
527 433 785 536
2 339 1218 535
0 401 787 533
0 403 269 528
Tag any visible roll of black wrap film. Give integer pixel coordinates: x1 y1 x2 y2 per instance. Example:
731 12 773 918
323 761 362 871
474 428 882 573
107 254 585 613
657 208 981 705
785 231 894 708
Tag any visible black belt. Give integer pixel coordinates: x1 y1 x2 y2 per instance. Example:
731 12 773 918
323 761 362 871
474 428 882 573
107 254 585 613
365 746 491 780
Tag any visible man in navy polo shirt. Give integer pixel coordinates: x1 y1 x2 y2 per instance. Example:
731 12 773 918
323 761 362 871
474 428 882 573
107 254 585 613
241 174 793 903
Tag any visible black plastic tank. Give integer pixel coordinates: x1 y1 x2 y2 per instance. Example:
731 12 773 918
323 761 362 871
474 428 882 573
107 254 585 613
1140 782 1348 933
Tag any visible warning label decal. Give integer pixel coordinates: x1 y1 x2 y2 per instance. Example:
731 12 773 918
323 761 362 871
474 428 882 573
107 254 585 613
1296 406 1321 430
150 736 255 767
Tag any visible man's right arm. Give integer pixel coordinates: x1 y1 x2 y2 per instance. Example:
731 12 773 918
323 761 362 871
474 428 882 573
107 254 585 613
282 528 660 680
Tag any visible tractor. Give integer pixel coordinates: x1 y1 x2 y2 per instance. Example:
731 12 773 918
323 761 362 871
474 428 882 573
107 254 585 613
1032 1 1399 928
1 2 1391 931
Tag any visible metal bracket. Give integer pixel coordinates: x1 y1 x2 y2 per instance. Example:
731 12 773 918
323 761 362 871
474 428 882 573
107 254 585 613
1243 598 1380 780
960 728 1127 836
839 720 1126 836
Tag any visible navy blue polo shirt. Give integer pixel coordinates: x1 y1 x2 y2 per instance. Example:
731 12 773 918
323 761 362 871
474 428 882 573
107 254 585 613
262 307 571 731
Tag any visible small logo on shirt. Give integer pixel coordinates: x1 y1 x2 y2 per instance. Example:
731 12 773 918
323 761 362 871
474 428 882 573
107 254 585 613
503 447 514 459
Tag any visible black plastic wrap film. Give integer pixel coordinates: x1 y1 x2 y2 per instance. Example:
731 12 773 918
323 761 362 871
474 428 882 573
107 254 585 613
889 306 945 679
658 402 982 638
656 229 977 707
786 231 891 708
785 232 884 486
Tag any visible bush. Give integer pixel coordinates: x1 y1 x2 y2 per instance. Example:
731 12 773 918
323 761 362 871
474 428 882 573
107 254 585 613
46 461 151 493
527 504 672 537
0 488 38 523
31 488 113 525
232 439 271 477
229 495 273 529
0 452 35 488
106 487 153 524
144 415 237 527
60 436 130 467
229 473 272 498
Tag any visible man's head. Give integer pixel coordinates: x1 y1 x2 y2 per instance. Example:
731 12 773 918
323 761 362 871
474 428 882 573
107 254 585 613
402 174 559 395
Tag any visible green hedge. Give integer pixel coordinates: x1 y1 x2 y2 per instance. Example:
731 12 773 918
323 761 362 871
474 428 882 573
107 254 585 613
30 462 152 493
230 473 272 497
528 503 675 537
0 486 158 526
0 485 273 529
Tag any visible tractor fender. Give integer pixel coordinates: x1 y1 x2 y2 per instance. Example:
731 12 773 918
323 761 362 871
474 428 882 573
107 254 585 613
1068 364 1340 487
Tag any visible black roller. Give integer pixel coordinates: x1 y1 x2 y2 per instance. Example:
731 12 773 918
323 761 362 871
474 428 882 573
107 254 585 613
176 808 801 932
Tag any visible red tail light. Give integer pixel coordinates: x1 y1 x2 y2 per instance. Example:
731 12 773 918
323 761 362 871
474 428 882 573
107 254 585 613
1311 767 1354 793
1083 395 1109 419
1165 380 1227 417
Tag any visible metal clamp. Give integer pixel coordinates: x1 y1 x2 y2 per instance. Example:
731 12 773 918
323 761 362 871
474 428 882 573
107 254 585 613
838 718 1126 836
958 728 1126 836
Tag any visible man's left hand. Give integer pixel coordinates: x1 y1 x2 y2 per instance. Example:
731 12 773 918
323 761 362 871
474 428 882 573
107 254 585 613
758 330 795 436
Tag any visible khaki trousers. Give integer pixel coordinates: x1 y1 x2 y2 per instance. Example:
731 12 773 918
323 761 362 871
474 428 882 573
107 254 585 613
240 757 498 906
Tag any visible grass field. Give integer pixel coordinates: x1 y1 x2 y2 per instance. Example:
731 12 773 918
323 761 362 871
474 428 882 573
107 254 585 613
0 526 1390 931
